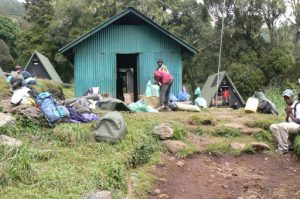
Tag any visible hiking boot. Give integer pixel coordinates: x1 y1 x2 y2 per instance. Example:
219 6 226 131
275 149 288 155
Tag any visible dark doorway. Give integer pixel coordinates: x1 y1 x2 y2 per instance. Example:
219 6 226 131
116 54 138 102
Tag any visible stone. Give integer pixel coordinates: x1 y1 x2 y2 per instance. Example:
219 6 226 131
11 105 44 122
154 189 161 195
176 161 185 167
0 135 22 147
247 195 257 199
0 113 15 127
250 142 270 151
154 123 174 139
230 142 246 150
222 184 228 189
159 178 168 183
84 191 112 199
158 194 170 199
162 140 187 153
169 157 176 161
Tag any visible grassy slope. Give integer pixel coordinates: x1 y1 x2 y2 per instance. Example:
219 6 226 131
0 79 299 198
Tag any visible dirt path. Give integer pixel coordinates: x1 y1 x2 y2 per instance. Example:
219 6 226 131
150 154 300 199
149 108 300 199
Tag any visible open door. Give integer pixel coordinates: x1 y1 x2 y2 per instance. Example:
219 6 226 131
116 54 138 103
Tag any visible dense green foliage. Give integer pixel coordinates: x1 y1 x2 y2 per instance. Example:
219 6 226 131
0 0 299 98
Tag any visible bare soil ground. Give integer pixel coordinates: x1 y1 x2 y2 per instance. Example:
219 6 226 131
150 153 300 199
149 108 300 199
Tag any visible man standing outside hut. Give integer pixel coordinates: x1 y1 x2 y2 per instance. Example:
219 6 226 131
154 68 173 111
156 59 169 72
270 89 300 154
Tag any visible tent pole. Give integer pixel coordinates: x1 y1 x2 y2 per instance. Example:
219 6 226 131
215 0 226 108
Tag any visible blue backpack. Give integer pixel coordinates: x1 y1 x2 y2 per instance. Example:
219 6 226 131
37 92 69 126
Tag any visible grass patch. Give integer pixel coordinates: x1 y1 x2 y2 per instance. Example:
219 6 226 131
53 123 94 146
205 142 231 155
294 136 300 158
176 143 199 159
212 126 241 138
188 114 216 126
253 130 274 142
63 85 74 99
172 121 188 140
245 116 282 130
32 79 65 100
0 79 10 97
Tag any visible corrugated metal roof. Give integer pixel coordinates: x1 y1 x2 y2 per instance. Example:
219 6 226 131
25 51 63 83
59 7 198 55
202 71 245 106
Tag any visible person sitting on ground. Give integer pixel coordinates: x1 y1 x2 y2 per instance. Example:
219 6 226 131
154 69 173 111
16 65 32 80
156 59 169 72
270 89 300 154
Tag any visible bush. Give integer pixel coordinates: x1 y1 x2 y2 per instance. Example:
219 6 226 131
228 62 266 98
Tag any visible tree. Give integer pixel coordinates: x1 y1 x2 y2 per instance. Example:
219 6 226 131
0 39 14 71
261 47 294 81
259 0 286 44
0 16 19 58
228 63 266 98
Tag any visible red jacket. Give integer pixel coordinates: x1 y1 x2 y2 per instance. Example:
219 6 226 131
154 70 173 85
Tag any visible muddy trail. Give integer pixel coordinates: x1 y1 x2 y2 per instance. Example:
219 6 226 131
150 153 300 199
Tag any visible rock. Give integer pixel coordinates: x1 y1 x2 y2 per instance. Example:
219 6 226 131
0 135 22 147
176 160 185 167
250 142 270 151
232 172 238 176
84 191 112 199
158 194 170 199
230 142 246 150
154 123 174 139
153 189 161 195
11 105 44 122
0 100 14 113
162 140 187 153
159 178 168 183
169 157 176 161
222 184 228 189
0 113 15 127
247 195 257 199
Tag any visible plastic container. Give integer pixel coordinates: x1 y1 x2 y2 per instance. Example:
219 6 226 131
245 97 259 113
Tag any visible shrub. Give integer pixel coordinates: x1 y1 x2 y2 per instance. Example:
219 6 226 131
294 136 300 158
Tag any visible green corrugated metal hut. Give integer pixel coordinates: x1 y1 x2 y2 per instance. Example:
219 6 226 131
25 51 63 83
202 71 245 107
59 7 198 98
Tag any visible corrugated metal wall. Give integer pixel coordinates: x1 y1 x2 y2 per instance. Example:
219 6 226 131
74 24 182 96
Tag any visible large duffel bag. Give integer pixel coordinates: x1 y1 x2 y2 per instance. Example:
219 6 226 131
93 112 127 143
37 92 69 125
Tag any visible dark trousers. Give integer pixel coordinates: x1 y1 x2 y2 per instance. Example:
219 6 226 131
160 79 173 106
